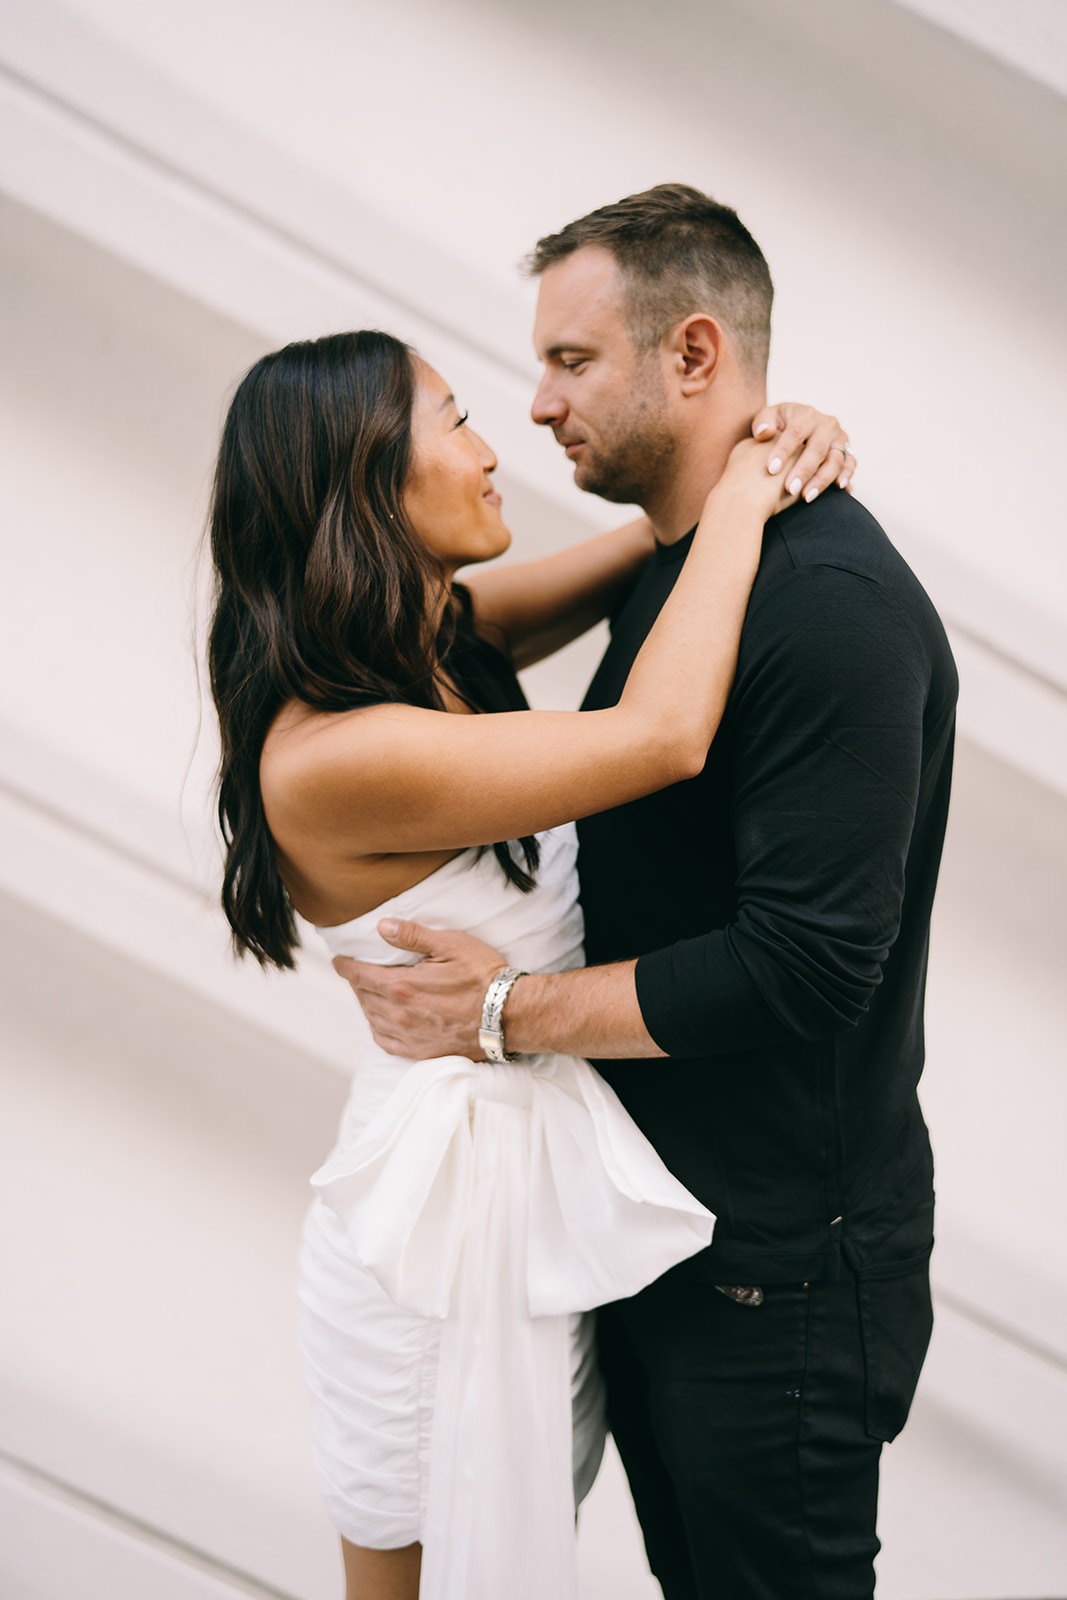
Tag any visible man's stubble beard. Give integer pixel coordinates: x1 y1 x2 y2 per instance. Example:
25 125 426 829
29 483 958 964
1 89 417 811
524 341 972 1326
572 356 678 508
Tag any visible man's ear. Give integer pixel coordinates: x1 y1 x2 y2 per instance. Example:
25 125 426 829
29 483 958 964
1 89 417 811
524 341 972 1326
667 314 724 395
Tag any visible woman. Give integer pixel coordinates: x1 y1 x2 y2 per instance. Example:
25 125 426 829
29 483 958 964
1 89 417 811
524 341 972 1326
207 329 851 1600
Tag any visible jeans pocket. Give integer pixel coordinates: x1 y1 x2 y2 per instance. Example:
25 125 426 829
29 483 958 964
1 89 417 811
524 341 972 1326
855 1258 933 1442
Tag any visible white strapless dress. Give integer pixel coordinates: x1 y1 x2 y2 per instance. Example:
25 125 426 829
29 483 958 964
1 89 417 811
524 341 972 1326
298 824 713 1600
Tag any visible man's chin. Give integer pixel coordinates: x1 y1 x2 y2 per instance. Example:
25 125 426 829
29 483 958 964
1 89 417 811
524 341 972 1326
572 460 641 505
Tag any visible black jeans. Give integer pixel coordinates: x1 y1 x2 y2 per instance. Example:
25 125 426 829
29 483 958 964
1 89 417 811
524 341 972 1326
597 1219 933 1600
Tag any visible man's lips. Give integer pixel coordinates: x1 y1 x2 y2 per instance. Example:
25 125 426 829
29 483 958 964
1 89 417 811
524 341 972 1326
559 439 584 458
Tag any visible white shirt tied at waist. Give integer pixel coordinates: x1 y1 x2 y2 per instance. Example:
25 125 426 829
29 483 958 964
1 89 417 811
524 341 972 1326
312 1046 714 1600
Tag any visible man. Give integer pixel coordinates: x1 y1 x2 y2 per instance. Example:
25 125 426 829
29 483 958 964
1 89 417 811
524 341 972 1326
338 185 957 1599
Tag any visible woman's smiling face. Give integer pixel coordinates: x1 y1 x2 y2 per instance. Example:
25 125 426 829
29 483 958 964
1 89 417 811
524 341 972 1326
403 359 511 576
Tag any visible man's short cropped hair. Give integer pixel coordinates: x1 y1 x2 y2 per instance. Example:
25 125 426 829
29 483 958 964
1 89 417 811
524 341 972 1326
526 183 774 378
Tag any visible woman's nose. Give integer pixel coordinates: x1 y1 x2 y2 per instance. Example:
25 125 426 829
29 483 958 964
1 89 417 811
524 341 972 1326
471 429 498 472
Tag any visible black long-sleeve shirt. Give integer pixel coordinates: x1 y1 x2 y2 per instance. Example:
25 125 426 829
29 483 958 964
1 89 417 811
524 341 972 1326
577 489 958 1283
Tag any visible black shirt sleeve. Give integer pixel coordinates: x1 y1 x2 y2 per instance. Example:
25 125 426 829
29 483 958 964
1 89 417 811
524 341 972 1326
636 564 931 1057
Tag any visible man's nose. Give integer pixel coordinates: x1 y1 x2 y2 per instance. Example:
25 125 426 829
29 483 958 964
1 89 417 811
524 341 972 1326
531 372 564 428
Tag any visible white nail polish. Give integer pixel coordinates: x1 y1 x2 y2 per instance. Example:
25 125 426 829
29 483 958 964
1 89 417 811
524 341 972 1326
789 477 803 496
839 475 850 490
804 484 819 502
768 457 782 475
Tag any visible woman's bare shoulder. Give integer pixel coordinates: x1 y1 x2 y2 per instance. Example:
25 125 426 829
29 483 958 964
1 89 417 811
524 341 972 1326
261 698 425 825
261 700 473 921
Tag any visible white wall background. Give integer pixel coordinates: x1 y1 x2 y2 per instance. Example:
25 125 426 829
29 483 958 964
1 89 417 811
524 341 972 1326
1 1 1065 1596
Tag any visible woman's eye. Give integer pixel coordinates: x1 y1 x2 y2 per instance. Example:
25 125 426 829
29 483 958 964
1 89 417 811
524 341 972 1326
454 409 470 428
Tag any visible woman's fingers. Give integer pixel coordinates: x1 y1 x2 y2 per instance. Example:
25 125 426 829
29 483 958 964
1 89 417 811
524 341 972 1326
750 403 781 442
760 404 852 502
791 431 851 502
762 403 818 475
778 411 844 494
750 401 857 501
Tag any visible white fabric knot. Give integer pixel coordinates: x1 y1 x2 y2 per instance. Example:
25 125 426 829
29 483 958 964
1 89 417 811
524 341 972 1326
471 1059 536 1107
310 1047 712 1600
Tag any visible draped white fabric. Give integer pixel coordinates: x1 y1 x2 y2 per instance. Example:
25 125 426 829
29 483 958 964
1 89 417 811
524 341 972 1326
310 827 713 1600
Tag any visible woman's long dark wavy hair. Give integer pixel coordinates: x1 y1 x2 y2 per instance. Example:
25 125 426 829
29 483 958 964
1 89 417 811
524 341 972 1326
208 330 537 969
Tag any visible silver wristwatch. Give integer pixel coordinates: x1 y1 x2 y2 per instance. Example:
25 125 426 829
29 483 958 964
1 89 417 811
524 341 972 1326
478 965 527 1064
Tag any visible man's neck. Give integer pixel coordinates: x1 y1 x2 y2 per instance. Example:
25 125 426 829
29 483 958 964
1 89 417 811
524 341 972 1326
643 403 761 545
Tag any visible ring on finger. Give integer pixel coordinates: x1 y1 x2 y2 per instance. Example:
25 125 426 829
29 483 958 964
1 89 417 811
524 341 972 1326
830 442 850 456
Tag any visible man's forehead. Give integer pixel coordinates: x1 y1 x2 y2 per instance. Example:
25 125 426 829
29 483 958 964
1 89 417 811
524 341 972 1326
533 246 628 352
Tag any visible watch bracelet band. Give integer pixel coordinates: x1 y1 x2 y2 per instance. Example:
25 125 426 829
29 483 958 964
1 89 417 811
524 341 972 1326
478 965 528 1064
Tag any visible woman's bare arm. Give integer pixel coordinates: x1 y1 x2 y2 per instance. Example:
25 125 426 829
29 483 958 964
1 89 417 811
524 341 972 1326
263 437 791 862
462 516 655 669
